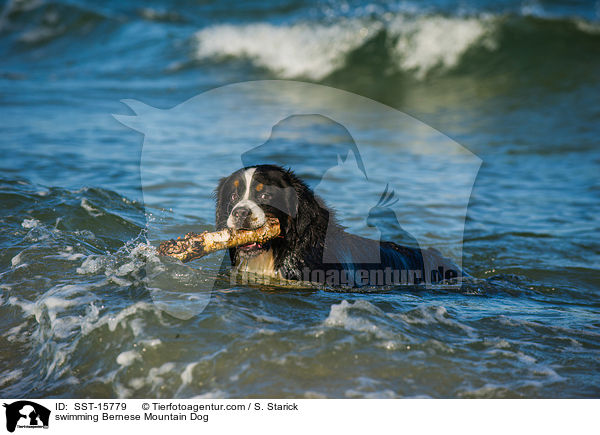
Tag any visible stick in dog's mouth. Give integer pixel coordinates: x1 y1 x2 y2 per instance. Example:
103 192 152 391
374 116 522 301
157 217 281 263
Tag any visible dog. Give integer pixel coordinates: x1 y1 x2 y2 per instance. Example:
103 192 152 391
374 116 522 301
215 165 461 287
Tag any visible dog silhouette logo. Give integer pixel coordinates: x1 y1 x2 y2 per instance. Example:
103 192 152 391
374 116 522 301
3 401 50 432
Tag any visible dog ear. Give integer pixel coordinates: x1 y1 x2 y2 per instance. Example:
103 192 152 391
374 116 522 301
290 177 329 238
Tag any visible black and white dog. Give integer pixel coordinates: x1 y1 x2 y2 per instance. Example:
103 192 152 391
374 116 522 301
215 164 461 287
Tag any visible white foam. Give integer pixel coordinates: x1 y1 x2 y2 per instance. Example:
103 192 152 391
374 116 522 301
74 229 96 239
76 256 105 274
115 261 136 276
128 318 145 336
81 301 156 335
53 251 85 261
108 275 132 287
324 300 385 335
10 251 24 268
43 296 78 312
4 282 106 386
390 15 496 79
45 350 67 378
180 362 198 385
194 20 378 80
76 245 156 290
116 350 141 367
516 352 537 364
7 296 35 318
140 338 162 348
21 218 40 228
80 198 103 217
80 303 100 331
146 362 177 390
114 383 133 398
33 290 96 337
193 15 497 80
493 339 511 349
5 322 29 342
128 377 146 389
575 19 600 35
399 305 475 335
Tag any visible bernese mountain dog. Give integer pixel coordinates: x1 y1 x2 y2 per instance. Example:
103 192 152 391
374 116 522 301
215 164 461 287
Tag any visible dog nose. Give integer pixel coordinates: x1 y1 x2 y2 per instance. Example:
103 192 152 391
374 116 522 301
231 206 253 228
232 206 250 221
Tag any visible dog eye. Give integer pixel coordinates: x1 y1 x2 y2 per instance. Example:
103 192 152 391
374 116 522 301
258 192 271 201
230 192 239 202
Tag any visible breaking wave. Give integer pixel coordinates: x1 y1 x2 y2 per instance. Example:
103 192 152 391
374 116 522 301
193 13 600 81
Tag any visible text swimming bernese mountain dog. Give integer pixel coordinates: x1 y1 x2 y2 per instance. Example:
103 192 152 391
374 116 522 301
216 164 462 287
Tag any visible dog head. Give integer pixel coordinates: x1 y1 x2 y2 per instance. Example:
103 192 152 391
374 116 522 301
215 165 303 259
215 164 332 268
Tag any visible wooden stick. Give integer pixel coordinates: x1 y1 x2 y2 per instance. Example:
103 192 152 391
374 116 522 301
157 218 281 263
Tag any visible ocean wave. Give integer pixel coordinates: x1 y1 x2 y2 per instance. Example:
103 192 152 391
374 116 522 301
193 13 600 81
389 14 496 79
194 19 377 80
0 0 114 46
324 299 387 335
0 177 223 396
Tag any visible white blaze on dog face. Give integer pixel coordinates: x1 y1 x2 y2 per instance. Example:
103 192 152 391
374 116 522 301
242 167 255 200
227 167 266 229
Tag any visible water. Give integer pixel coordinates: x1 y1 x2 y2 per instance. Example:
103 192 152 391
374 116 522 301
1 0 599 398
